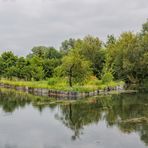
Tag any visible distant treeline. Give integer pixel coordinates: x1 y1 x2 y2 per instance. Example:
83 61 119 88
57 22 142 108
0 21 148 85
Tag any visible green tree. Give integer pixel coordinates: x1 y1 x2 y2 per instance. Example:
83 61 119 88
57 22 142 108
105 32 141 83
44 47 61 59
15 57 27 79
74 35 105 77
56 50 92 87
43 58 61 79
141 19 148 35
0 51 18 78
0 57 5 77
28 56 44 81
29 46 47 58
60 38 76 55
105 35 116 47
28 46 61 59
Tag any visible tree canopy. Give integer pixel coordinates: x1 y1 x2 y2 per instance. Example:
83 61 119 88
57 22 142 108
0 21 147 86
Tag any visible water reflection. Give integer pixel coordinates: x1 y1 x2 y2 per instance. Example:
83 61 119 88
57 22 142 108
0 88 148 147
0 89 30 113
56 93 148 145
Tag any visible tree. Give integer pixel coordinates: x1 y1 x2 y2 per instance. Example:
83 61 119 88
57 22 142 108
28 46 61 59
74 35 105 77
105 35 116 47
15 57 27 79
138 23 148 82
56 50 92 87
1 51 18 68
103 35 117 75
43 58 61 79
0 51 18 78
44 47 62 59
0 57 5 77
60 38 76 55
141 19 148 35
29 46 47 58
105 32 142 83
5 66 18 79
28 56 44 81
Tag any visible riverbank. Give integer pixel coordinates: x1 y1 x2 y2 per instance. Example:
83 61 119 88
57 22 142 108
0 87 138 106
0 79 124 98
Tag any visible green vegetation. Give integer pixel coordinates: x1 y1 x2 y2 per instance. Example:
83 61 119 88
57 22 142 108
0 77 124 92
0 21 148 91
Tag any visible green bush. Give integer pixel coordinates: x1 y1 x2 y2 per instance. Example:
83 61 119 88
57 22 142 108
48 77 59 85
86 76 102 85
102 72 114 84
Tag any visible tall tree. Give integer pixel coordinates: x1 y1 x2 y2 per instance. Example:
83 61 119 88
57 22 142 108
60 38 76 55
56 50 91 87
75 35 105 77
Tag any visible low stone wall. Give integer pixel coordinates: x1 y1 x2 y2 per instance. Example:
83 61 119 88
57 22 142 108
0 83 124 99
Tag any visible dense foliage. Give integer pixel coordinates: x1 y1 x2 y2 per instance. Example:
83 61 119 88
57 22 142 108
0 21 147 86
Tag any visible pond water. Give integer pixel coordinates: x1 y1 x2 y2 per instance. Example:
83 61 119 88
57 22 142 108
0 89 148 148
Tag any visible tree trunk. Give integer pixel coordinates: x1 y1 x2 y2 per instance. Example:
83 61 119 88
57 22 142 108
69 64 74 87
69 70 72 87
69 75 72 87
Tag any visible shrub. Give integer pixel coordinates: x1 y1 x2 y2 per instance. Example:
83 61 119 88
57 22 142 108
86 76 102 85
48 77 59 85
102 72 114 84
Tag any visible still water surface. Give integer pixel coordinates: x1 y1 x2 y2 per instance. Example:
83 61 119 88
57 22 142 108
0 89 148 148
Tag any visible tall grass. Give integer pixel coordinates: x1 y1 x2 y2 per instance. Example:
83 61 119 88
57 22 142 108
0 77 124 92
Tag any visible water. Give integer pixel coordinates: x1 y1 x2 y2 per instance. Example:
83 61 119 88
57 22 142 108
0 89 148 148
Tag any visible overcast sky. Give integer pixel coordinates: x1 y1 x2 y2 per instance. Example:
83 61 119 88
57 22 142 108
0 0 148 55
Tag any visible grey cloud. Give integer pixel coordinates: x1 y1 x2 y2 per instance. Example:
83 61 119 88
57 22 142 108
0 0 147 55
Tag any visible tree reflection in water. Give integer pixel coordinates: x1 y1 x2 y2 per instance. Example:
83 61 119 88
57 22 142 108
57 93 148 145
0 88 148 145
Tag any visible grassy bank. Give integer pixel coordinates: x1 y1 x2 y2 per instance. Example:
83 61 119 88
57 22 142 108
0 77 124 92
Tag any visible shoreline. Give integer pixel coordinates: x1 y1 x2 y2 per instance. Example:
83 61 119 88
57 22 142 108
0 82 125 99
